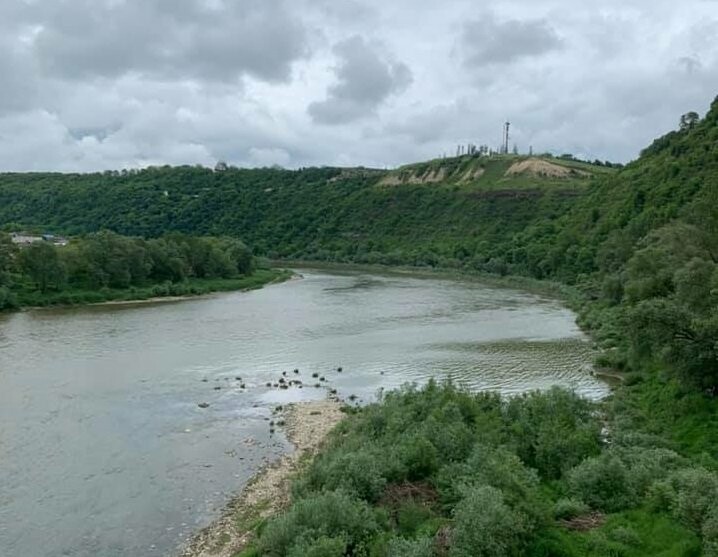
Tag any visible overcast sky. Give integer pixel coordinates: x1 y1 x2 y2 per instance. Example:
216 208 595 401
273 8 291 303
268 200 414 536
1 0 717 172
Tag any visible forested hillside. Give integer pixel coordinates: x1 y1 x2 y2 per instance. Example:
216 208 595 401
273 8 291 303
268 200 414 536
0 155 602 270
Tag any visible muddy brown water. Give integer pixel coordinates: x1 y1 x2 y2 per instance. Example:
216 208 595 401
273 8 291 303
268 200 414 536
0 268 608 557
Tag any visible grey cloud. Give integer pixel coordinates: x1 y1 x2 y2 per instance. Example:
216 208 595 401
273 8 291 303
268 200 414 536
309 36 412 125
307 0 376 23
0 39 38 115
30 0 308 83
1 0 718 172
461 13 562 67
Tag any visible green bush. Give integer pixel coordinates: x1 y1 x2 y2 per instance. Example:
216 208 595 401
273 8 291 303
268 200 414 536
393 434 439 481
703 504 718 557
257 491 381 557
304 450 387 502
385 536 434 557
667 467 718 531
553 498 590 520
567 454 635 512
449 486 529 557
504 388 601 479
438 446 546 524
286 536 347 557
608 526 642 547
395 502 434 537
617 447 687 497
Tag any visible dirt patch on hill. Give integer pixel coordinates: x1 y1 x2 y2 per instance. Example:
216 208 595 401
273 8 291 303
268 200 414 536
179 400 344 557
459 168 485 183
379 167 448 186
506 158 590 179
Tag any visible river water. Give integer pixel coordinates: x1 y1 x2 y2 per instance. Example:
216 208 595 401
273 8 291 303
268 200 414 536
0 268 608 557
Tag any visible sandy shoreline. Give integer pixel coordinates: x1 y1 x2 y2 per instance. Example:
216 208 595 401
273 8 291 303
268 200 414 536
178 399 344 557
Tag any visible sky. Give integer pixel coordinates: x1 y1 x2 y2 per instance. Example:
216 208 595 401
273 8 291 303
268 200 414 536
0 0 717 172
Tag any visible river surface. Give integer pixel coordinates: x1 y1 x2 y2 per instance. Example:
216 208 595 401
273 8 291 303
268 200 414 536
0 268 608 557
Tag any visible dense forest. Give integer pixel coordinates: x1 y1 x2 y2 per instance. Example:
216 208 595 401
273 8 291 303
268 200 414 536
0 231 286 309
2 97 718 556
0 155 601 269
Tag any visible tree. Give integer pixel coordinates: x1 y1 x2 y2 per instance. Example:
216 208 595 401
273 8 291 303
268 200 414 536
18 242 67 293
0 233 16 286
680 111 700 131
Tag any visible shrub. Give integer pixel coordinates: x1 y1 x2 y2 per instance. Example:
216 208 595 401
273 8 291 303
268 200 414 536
286 535 347 557
394 434 439 481
612 446 687 497
644 480 675 512
435 445 543 525
396 502 434 537
667 467 718 531
257 491 380 557
567 454 635 512
420 403 475 463
703 504 718 557
449 486 529 557
307 450 387 502
385 536 434 557
583 532 629 557
553 498 590 520
504 388 601 479
608 526 642 547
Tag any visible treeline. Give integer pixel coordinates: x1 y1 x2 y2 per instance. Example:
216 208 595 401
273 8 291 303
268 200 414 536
0 161 586 270
246 382 716 556
0 231 255 309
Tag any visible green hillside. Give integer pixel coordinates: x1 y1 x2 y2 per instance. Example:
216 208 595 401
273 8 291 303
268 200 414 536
0 154 605 270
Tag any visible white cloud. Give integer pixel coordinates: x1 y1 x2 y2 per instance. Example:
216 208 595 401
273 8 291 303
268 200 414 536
0 0 717 171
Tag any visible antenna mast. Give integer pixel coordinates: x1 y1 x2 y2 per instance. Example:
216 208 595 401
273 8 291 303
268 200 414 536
503 121 510 155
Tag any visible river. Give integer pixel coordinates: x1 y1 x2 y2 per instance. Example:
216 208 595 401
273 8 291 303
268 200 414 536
0 268 608 557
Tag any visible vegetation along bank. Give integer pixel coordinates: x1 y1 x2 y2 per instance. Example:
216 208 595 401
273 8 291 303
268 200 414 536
0 231 291 310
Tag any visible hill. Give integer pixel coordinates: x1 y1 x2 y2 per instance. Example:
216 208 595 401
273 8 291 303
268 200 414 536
0 155 606 271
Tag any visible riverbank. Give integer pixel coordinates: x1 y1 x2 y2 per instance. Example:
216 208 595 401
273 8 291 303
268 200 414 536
180 400 345 557
9 268 294 311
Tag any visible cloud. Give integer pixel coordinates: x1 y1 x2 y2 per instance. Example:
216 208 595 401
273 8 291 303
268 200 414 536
461 12 562 67
308 36 412 125
1 0 718 171
30 0 309 83
0 38 38 115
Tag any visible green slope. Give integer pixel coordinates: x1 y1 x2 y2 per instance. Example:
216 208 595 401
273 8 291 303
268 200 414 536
0 155 604 270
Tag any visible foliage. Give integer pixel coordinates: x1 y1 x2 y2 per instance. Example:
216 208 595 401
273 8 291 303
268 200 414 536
384 536 434 557
256 491 380 557
0 230 262 309
553 498 590 520
449 485 530 557
249 382 716 556
567 453 635 512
